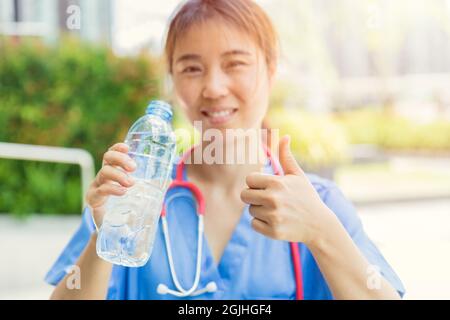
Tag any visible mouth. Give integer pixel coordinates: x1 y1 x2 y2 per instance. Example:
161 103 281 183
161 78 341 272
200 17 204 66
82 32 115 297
200 108 238 125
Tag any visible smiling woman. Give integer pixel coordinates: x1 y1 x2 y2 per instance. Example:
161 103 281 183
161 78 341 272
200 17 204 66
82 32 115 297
46 0 405 300
167 13 275 132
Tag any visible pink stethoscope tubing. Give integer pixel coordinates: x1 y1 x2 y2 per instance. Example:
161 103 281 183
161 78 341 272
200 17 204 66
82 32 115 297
158 146 304 300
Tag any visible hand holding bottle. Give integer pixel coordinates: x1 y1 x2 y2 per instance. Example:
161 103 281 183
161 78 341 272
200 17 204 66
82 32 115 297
85 143 136 230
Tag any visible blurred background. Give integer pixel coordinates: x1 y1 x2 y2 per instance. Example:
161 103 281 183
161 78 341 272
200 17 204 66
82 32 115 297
1 0 450 299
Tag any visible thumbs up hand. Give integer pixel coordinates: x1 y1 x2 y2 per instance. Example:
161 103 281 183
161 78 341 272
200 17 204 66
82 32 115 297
240 135 334 245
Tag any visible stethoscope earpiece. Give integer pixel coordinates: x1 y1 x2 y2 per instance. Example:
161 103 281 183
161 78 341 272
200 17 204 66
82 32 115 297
156 283 169 295
205 281 217 292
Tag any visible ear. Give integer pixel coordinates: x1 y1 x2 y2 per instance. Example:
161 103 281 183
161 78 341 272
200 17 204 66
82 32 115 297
268 63 277 90
163 74 174 95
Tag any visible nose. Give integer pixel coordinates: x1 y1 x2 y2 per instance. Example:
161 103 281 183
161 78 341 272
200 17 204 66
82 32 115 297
202 67 229 100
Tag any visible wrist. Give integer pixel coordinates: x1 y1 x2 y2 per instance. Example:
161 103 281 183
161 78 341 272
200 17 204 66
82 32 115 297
87 205 101 233
89 231 98 245
306 205 340 251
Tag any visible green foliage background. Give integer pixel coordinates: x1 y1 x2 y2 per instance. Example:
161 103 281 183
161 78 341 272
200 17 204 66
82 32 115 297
0 37 164 216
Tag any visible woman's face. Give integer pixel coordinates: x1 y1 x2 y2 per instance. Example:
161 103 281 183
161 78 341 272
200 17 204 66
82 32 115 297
171 19 274 133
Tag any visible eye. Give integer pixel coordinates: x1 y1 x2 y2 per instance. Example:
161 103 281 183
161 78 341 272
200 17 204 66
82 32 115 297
227 60 247 69
181 66 202 74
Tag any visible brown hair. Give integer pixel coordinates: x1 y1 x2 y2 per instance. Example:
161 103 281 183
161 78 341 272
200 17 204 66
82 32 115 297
164 0 279 74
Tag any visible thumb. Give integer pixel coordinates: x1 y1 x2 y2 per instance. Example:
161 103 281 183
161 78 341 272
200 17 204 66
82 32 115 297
278 135 303 175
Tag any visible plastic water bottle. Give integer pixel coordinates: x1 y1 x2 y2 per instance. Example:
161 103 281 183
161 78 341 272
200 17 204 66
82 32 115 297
96 100 177 267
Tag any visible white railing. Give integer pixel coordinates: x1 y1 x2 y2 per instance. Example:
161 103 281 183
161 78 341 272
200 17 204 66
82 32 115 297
0 22 49 37
0 142 95 208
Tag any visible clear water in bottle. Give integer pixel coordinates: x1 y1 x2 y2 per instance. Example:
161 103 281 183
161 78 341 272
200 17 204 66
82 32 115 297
96 101 177 267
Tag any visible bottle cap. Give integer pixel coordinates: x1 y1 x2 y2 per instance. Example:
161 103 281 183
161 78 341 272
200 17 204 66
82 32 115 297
146 100 173 121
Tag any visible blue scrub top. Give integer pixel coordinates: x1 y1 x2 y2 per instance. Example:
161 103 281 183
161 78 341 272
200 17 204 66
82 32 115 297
45 157 405 300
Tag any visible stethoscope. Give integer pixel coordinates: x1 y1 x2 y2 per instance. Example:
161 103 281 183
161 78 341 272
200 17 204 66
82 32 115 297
156 145 304 299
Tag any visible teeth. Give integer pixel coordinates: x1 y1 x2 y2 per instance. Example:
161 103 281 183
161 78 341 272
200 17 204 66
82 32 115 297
208 110 233 117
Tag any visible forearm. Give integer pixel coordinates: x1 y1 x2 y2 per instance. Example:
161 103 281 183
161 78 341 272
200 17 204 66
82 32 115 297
50 233 113 300
307 208 401 300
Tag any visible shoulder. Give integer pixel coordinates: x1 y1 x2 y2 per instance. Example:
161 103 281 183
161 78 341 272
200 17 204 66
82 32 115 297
306 173 349 209
305 173 337 198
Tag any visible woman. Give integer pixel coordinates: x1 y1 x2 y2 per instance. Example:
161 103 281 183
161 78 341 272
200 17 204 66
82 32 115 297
47 0 405 299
